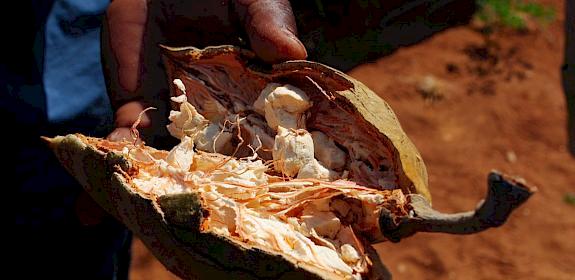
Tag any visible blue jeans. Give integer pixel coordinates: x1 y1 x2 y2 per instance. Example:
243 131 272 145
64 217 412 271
14 137 132 279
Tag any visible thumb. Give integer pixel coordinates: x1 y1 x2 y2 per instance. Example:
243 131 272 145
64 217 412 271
235 0 307 63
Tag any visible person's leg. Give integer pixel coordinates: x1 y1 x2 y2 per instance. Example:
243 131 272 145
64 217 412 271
14 142 132 279
15 220 131 279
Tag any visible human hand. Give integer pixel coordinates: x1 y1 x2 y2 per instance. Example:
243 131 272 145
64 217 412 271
102 0 307 141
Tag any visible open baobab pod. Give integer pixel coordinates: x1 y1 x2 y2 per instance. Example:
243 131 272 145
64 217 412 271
44 46 535 279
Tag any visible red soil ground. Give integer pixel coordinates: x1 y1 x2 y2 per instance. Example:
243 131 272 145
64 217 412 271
129 1 574 279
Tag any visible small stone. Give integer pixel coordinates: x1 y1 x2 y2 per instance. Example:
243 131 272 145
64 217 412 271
506 151 517 163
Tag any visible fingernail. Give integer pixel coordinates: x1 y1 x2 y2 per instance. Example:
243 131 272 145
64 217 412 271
283 29 307 60
108 131 125 142
107 131 120 141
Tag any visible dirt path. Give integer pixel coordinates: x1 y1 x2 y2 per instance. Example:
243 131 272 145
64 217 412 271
350 1 575 278
129 1 574 279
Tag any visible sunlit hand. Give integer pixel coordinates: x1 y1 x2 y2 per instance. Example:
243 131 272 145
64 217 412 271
102 0 307 141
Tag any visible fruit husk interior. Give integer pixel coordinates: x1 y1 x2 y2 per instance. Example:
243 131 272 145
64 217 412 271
48 134 393 279
161 45 430 202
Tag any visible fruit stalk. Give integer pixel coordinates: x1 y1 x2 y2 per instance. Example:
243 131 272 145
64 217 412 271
379 170 536 242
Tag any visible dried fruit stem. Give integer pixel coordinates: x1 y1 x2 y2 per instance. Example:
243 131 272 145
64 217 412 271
379 170 536 242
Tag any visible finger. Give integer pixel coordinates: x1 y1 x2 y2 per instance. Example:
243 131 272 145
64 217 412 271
113 100 151 130
107 127 144 145
235 0 307 63
104 0 147 107
107 127 133 142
